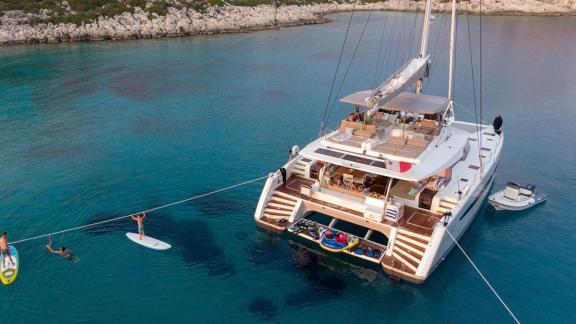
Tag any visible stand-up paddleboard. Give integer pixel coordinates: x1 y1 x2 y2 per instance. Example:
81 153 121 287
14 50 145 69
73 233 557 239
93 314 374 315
126 233 171 250
1 245 19 285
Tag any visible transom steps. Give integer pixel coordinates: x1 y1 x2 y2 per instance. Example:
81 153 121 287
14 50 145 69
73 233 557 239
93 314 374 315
257 191 299 231
385 229 431 275
436 197 458 214
291 159 309 177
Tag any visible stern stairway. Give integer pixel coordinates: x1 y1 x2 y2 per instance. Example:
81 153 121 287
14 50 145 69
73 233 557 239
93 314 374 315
258 191 299 231
384 228 431 276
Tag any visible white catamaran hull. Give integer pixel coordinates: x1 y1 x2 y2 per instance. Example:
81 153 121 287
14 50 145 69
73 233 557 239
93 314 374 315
426 166 498 277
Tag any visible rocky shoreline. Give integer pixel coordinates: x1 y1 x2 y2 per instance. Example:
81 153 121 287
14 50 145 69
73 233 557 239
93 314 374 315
0 0 575 46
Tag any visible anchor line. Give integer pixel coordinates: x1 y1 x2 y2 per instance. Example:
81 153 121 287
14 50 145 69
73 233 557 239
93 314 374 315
8 172 522 324
445 228 521 324
11 175 268 245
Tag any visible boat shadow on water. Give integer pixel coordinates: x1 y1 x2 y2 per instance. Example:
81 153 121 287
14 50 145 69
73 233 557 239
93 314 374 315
83 211 235 278
483 201 546 226
246 228 395 320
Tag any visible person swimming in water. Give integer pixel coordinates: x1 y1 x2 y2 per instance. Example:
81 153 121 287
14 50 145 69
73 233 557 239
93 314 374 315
46 236 73 259
0 232 15 268
131 212 146 240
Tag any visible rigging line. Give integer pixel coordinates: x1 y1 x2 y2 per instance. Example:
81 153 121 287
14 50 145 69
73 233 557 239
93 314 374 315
318 1 358 136
465 1 483 171
398 9 409 66
465 1 480 123
423 12 447 93
467 0 483 174
407 4 420 62
379 9 400 84
383 8 403 82
11 175 269 245
444 228 521 324
455 102 488 123
371 9 389 90
478 0 484 177
324 3 376 128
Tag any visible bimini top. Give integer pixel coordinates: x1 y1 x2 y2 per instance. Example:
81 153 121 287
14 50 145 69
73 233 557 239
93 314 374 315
339 91 449 114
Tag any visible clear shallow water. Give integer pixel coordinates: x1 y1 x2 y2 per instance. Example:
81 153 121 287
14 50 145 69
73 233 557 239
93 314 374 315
0 12 575 323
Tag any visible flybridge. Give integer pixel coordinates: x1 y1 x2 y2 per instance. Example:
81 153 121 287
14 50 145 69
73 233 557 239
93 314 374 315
297 126 469 182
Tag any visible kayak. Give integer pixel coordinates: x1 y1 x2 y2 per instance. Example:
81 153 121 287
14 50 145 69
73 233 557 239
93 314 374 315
319 233 359 253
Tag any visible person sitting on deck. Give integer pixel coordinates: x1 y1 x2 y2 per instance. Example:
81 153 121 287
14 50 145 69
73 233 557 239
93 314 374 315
346 111 364 122
351 183 363 192
330 175 343 187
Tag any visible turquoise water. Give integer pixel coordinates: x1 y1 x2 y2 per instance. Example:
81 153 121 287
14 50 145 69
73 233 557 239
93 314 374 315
0 12 575 323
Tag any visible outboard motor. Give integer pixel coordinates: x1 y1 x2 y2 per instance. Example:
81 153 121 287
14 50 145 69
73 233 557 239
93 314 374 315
289 145 300 160
493 115 503 135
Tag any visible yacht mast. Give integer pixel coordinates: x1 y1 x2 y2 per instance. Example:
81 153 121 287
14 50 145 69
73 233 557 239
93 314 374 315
447 0 457 111
415 0 434 94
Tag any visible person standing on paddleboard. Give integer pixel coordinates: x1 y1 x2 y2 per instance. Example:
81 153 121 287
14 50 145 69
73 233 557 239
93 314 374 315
0 232 14 267
131 212 146 240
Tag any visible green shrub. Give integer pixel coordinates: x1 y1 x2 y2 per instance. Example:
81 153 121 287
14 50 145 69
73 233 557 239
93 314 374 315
128 0 148 8
148 0 169 16
208 0 224 7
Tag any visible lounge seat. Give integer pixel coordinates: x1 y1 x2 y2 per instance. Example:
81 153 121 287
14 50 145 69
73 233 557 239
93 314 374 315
338 120 377 138
326 133 365 148
395 145 425 159
407 137 429 148
374 136 407 155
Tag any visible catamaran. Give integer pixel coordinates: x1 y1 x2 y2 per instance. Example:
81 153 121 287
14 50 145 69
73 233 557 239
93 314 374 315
254 0 503 283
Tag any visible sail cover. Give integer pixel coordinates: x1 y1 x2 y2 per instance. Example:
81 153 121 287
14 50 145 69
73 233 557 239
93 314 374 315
367 55 430 110
340 91 448 114
339 56 430 112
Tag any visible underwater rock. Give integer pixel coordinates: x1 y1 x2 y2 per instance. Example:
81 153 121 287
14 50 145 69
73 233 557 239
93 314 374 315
83 211 235 277
248 297 278 321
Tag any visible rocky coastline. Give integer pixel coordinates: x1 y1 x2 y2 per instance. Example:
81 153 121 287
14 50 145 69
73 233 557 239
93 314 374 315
0 0 575 46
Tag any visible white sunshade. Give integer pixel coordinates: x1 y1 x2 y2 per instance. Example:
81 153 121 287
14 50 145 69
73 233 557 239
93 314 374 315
340 91 449 115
